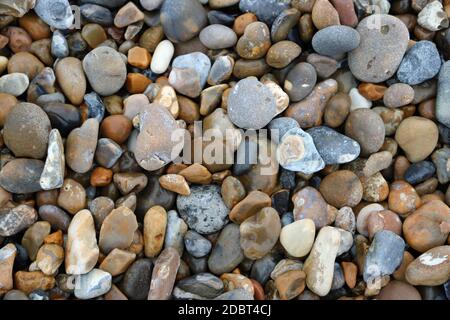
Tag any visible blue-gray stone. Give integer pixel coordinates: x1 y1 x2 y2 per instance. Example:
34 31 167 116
436 61 450 128
331 263 345 290
250 253 279 285
172 52 211 89
208 10 236 26
84 92 105 122
120 259 153 300
185 254 208 274
80 4 113 26
51 30 69 59
431 147 450 184
95 138 123 169
312 25 361 58
307 126 360 165
177 185 229 235
404 161 436 185
281 212 294 226
397 41 442 85
268 117 300 144
239 0 291 25
176 273 224 299
184 230 212 258
214 289 254 300
363 230 405 282
233 137 258 176
35 0 74 30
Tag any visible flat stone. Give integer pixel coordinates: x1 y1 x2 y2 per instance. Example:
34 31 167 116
14 271 55 294
34 0 74 29
177 185 229 235
0 159 44 194
74 268 112 299
66 118 99 174
114 2 144 28
40 129 65 191
348 14 409 83
293 186 334 229
312 25 360 58
21 221 51 261
404 161 436 185
99 248 136 276
200 24 237 49
207 55 234 85
148 247 180 300
95 138 123 168
176 273 224 299
57 178 86 214
80 4 114 26
36 244 64 275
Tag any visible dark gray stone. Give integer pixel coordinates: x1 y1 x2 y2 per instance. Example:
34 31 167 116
95 138 123 169
80 4 113 26
176 273 224 299
214 289 254 300
120 259 153 300
38 205 71 232
0 159 44 194
268 117 300 144
84 92 105 122
404 161 436 185
250 253 279 285
184 231 212 258
239 0 291 25
312 25 361 58
208 224 244 275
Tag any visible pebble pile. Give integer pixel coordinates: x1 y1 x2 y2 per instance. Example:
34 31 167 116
0 0 449 301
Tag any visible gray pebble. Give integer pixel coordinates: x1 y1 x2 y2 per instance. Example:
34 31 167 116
40 129 65 191
215 289 254 300
51 30 69 59
74 269 112 300
38 205 71 232
35 0 74 29
250 253 279 285
436 61 450 128
207 55 234 85
312 25 360 58
95 138 123 168
432 147 450 184
80 4 114 26
184 230 212 258
120 259 153 300
164 210 187 256
268 117 300 144
331 263 345 290
0 205 37 237
199 24 237 49
239 0 291 25
172 52 211 89
0 159 44 194
176 273 224 299
284 62 317 102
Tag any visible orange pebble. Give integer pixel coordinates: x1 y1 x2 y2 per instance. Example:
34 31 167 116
90 167 113 187
128 46 151 69
126 73 152 94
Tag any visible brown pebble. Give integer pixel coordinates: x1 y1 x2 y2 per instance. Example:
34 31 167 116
126 73 152 94
100 115 132 145
233 13 258 36
324 92 351 128
229 190 272 224
311 0 341 30
388 180 422 217
18 12 51 41
393 251 415 281
2 26 31 53
319 170 363 208
159 174 191 196
7 52 44 80
275 270 306 300
90 167 113 187
358 83 387 101
128 46 151 69
179 163 212 185
341 261 357 289
418 98 436 120
57 179 87 215
14 271 55 294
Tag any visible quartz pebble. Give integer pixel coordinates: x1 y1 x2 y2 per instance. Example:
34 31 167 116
151 40 174 74
280 219 316 257
417 1 449 32
40 129 65 191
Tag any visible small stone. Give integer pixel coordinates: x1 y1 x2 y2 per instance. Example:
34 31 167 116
0 244 16 294
376 280 422 300
308 126 360 165
405 245 450 286
395 116 438 162
293 186 335 229
55 58 86 106
341 261 357 289
99 248 136 276
66 118 99 174
95 138 123 168
277 127 325 174
200 24 237 49
239 0 290 25
404 161 436 185
417 1 449 31
335 207 356 234
312 25 360 58
177 185 229 234
221 176 246 209
306 53 338 79
100 115 132 145
74 268 112 299
14 271 55 295
208 55 234 85
363 230 405 282
36 244 64 276
271 8 301 42
113 173 148 195
164 210 188 256
184 231 212 258
51 30 69 59
233 58 271 79
0 159 44 194
128 46 151 69
240 207 281 260
80 4 114 26
57 178 86 214
388 180 422 217
348 14 410 83
358 83 387 101
208 223 244 275
284 62 317 102
229 190 272 224
266 41 302 69
367 210 402 239
148 247 180 300
200 84 228 116
384 83 415 108
345 109 385 157
83 46 127 96
303 226 341 296
436 61 450 128
38 205 71 232
21 221 51 261
114 2 144 28
8 52 44 80
280 219 315 258
372 106 404 136
44 230 63 246
268 117 300 144
42 102 81 137
177 273 224 299
179 164 213 185
99 206 138 254
151 40 174 74
324 93 351 128
362 172 390 203
160 0 207 43
65 210 99 275
433 148 450 184
34 0 74 29
349 87 372 111
311 0 340 29
320 170 363 208
40 129 65 191
120 259 153 300
143 206 167 258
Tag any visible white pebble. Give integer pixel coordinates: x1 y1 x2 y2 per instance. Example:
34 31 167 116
151 40 175 74
418 1 449 32
349 87 372 111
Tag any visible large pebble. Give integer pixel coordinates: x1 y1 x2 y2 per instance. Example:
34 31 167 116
320 170 363 208
34 0 74 29
0 205 37 237
405 246 450 286
40 129 65 191
66 118 99 173
3 102 51 159
83 46 127 96
348 14 409 83
284 62 317 102
65 210 99 275
99 207 138 254
228 77 276 129
177 185 229 235
56 57 86 105
0 159 44 194
74 268 112 299
312 25 360 58
160 0 207 43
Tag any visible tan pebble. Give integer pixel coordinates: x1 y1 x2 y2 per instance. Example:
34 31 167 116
159 174 191 196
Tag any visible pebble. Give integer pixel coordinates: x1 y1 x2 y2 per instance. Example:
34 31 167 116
363 230 405 282
80 4 114 26
284 62 317 102
143 206 167 258
271 8 301 42
240 207 281 260
99 248 136 276
200 24 237 49
268 117 300 144
21 221 51 261
311 0 341 30
148 247 180 300
5 102 50 159
42 103 81 137
74 268 112 299
280 219 316 258
160 0 207 43
36 244 64 276
215 288 254 300
171 52 211 91
308 126 360 165
303 226 341 296
66 118 99 173
345 109 385 157
403 200 450 252
99 206 138 254
57 179 86 214
0 0 35 17
0 72 29 96
406 245 450 286
0 244 16 294
177 185 229 234
388 180 422 217
324 92 351 128
376 280 421 300
229 190 272 224
320 170 363 208
275 270 307 300
276 127 325 174
34 0 74 30
38 205 71 232
293 186 335 229
95 138 123 168
208 223 244 275
164 210 188 256
179 164 213 185
113 172 148 195
312 25 360 58
184 231 212 258
417 1 449 31
395 116 438 162
151 40 174 74
266 41 301 69
404 161 436 185
208 55 234 85
120 259 153 300
437 61 450 128
349 88 372 111
227 77 276 129
306 54 338 79
114 2 144 28
176 273 224 299
367 210 402 239
100 115 132 144
40 129 65 191
384 83 415 108
83 46 127 96
239 0 290 25
51 30 69 59
348 14 410 83
221 176 246 209
14 271 55 295
397 40 442 85
65 210 99 275
0 159 44 194
55 58 86 106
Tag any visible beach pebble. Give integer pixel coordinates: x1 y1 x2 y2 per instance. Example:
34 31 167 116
66 118 99 174
200 24 237 49
184 231 212 258
384 83 415 108
417 1 449 31
319 170 363 208
99 207 138 254
21 221 51 261
404 161 436 185
40 129 65 191
405 245 450 286
284 62 317 102
148 247 180 300
311 0 340 30
120 259 152 300
266 40 302 69
176 273 224 299
0 205 37 237
151 40 174 74
0 159 44 194
34 0 74 30
280 219 316 257
293 186 335 229
239 0 290 25
208 55 234 85
56 57 86 106
349 88 372 111
74 268 112 299
36 244 64 275
0 244 16 294
436 61 450 128
143 206 167 258
0 73 29 96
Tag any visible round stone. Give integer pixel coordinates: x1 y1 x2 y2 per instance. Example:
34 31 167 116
266 40 302 69
319 170 363 208
120 259 153 300
176 185 229 235
184 231 212 258
383 83 415 108
312 25 360 58
280 219 316 258
284 62 317 102
55 57 86 105
405 246 450 286
348 14 410 83
236 22 271 59
227 77 276 129
199 24 237 49
0 73 29 96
